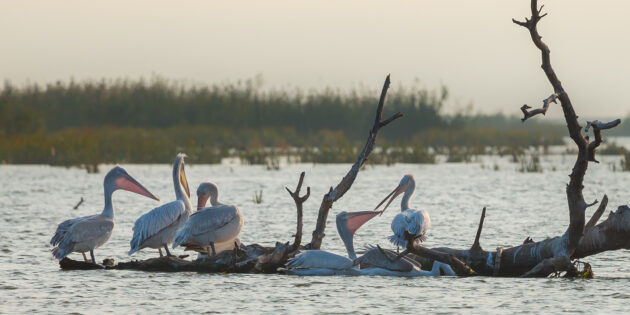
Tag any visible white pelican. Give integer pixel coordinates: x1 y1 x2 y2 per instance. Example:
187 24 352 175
129 153 192 257
284 210 454 276
172 182 244 256
50 166 159 263
375 174 430 249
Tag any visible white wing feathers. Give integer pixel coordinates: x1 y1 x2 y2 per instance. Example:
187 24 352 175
286 250 353 270
389 209 430 248
129 200 187 253
188 205 238 237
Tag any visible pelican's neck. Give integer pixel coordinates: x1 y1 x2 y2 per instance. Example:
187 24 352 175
102 182 115 219
401 179 416 211
173 162 192 212
336 214 357 260
210 187 220 206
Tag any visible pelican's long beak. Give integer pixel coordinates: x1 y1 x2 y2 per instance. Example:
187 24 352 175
116 174 160 201
197 193 209 211
180 165 191 198
344 211 382 235
374 185 404 213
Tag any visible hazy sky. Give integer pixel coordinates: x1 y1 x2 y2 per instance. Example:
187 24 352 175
1 1 629 118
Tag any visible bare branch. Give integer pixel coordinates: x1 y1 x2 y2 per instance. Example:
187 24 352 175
286 172 310 251
586 119 622 162
584 195 608 232
308 74 403 249
471 207 486 251
520 93 558 121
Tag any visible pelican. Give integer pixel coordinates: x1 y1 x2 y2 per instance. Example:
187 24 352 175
284 210 454 276
374 174 430 261
129 153 192 257
50 166 159 263
172 182 244 256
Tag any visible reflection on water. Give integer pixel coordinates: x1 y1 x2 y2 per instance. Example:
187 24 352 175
1 156 630 313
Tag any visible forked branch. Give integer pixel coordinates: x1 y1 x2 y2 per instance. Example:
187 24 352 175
286 172 310 251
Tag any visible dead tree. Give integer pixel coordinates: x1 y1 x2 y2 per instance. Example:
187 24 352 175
410 0 626 277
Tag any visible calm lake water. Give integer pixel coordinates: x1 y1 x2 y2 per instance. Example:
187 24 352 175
1 155 630 314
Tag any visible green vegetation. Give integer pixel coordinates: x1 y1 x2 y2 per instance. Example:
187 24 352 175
0 77 567 168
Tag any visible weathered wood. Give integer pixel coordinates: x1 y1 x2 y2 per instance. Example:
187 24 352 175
308 74 402 249
285 172 310 252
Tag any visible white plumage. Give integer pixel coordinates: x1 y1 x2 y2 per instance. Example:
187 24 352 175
389 209 431 248
375 174 431 248
129 153 192 257
286 250 354 270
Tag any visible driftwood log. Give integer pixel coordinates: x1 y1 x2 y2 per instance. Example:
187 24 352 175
59 75 405 274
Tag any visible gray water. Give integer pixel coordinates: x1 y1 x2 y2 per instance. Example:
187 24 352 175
2 156 630 314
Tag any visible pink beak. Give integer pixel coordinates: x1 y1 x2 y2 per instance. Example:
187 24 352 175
115 175 159 201
345 211 383 235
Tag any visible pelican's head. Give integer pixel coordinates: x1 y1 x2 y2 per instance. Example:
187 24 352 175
196 181 219 210
104 166 159 201
173 153 191 198
373 174 416 213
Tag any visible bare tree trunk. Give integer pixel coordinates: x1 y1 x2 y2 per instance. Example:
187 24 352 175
308 75 402 249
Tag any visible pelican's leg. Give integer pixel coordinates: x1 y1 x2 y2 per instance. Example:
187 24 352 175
164 245 173 257
210 242 216 256
90 250 96 264
82 252 88 262
159 248 164 257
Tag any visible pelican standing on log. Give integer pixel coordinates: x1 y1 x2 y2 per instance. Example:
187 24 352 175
50 166 159 263
374 174 430 260
129 153 192 257
172 182 243 256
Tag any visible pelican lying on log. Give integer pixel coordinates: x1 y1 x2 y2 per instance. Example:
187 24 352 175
172 181 244 256
51 166 159 263
129 153 192 257
284 210 454 276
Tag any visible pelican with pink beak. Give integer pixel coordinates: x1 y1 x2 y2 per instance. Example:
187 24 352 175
50 166 159 263
284 209 453 276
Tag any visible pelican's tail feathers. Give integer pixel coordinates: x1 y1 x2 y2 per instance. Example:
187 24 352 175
388 235 407 248
51 238 74 260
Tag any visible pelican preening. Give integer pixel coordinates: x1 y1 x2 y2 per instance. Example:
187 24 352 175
375 174 430 249
50 166 159 263
284 210 453 276
172 182 244 256
129 153 193 257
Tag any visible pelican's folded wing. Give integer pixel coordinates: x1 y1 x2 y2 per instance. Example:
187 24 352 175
188 205 240 237
130 200 187 249
69 215 114 243
50 214 92 245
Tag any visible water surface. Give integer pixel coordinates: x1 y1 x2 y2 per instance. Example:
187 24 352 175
1 156 630 313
